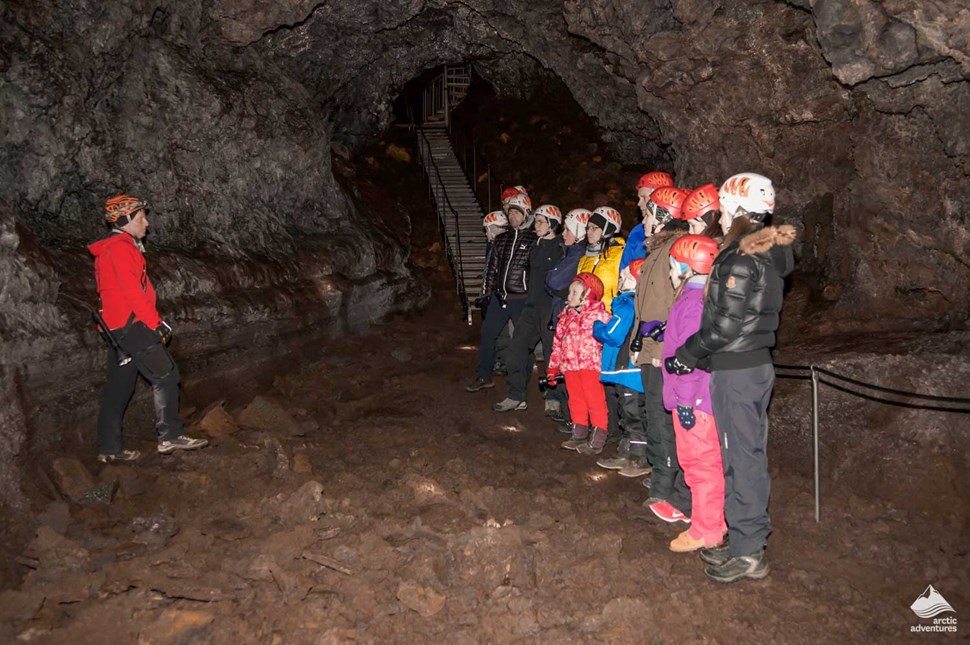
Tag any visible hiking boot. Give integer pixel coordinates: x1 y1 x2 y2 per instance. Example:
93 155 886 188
669 530 706 553
465 378 496 393
596 455 633 470
492 398 527 412
705 553 770 583
699 539 731 566
596 439 631 469
556 422 573 435
561 424 590 451
543 400 562 418
97 449 141 464
577 427 608 455
619 463 653 478
492 362 508 376
648 500 691 524
158 435 209 455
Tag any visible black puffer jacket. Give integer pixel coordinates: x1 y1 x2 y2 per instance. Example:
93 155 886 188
677 225 796 371
526 236 565 308
483 227 539 299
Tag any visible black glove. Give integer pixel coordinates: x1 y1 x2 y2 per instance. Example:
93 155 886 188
155 321 173 345
473 295 488 309
676 405 696 430
664 355 693 376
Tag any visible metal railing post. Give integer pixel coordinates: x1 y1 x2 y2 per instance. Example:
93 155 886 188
487 164 492 213
811 365 820 523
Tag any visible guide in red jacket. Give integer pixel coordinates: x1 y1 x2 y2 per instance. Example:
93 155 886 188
88 194 208 462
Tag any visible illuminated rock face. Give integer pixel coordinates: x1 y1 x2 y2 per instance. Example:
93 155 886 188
0 1 966 519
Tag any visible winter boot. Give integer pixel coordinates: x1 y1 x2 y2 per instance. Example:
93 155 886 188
618 435 652 477
596 439 632 470
699 537 731 566
492 398 527 412
705 552 770 583
669 530 706 553
560 424 590 451
577 427 609 456
465 377 496 393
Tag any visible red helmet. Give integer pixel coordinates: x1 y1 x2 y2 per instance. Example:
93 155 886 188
670 234 719 275
681 184 719 220
501 186 526 203
636 172 674 191
573 272 605 302
627 258 646 281
649 187 689 221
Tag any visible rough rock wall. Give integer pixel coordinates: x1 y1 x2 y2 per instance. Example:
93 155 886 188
242 0 968 328
0 0 426 515
2 0 968 512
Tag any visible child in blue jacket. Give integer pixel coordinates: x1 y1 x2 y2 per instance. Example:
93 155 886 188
590 258 650 477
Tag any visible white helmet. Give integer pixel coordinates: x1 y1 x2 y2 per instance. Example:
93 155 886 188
533 204 562 230
506 193 532 218
564 208 592 241
591 206 623 237
482 210 508 229
719 173 775 220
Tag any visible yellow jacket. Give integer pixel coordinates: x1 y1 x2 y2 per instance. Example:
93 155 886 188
577 237 625 313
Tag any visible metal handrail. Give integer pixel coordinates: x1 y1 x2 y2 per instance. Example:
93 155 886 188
415 125 470 320
773 362 970 523
448 124 504 216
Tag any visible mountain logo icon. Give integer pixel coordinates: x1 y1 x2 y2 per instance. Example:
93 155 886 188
911 585 956 619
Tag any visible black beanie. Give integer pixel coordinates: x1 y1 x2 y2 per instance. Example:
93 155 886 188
588 213 618 237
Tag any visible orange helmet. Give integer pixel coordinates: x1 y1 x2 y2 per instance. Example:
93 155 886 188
573 272 605 302
104 194 147 225
627 258 646 281
636 171 674 191
648 187 689 222
681 184 719 220
670 234 719 275
501 186 523 203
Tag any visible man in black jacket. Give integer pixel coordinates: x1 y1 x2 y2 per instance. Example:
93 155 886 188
669 172 796 584
493 205 565 411
466 194 538 392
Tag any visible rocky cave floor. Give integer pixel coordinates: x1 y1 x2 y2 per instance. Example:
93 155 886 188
1 282 967 643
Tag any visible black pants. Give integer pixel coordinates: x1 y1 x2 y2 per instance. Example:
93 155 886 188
506 302 554 401
616 385 647 460
711 364 775 557
97 322 184 454
641 365 692 515
476 295 527 380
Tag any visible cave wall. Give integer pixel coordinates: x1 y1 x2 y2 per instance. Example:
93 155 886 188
241 0 968 328
1 0 968 515
0 1 427 515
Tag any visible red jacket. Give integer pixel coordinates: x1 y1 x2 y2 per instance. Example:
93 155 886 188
549 300 610 373
88 232 162 330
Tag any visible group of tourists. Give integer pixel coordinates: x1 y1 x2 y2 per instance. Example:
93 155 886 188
466 172 796 584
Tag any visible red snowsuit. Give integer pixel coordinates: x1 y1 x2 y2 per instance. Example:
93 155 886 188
88 232 162 330
549 300 610 429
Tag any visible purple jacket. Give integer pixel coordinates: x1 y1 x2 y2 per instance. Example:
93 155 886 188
663 278 713 415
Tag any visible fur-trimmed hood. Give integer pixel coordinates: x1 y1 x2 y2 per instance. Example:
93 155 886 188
646 229 685 253
740 224 796 277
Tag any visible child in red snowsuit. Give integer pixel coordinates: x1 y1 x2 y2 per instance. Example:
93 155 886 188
547 273 611 454
660 235 725 552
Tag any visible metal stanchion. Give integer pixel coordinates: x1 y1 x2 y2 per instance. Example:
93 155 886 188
811 365 820 523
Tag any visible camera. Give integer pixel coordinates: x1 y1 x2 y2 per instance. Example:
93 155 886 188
538 374 565 391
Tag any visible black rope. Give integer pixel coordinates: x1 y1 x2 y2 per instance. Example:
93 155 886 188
771 362 970 412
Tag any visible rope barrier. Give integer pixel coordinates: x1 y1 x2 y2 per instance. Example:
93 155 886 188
771 359 968 524
773 363 970 409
